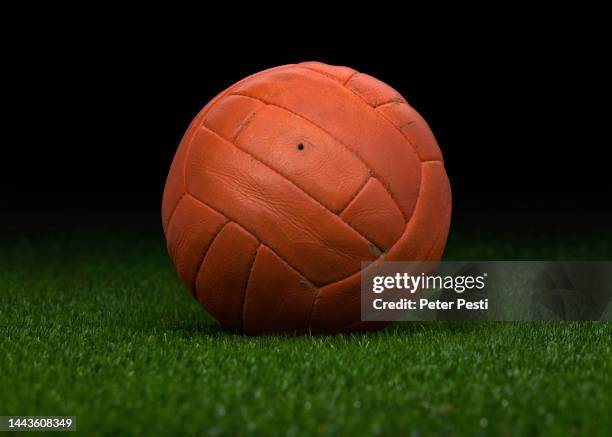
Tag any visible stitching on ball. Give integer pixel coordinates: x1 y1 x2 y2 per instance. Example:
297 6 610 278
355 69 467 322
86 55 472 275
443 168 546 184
374 99 408 109
241 244 261 332
338 176 371 215
186 159 448 333
375 108 423 158
296 64 356 84
184 157 441 290
183 161 441 298
343 71 360 86
230 92 409 224
309 69 443 172
232 107 262 142
217 99 371 220
164 191 187 235
314 160 438 288
192 220 231 301
203 125 382 253
306 66 420 153
184 191 314 283
297 66 430 213
179 64 297 236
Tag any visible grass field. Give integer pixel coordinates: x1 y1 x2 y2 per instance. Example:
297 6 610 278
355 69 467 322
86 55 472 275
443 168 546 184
1 217 611 435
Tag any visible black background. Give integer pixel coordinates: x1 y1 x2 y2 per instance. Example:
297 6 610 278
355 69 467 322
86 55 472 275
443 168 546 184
3 16 610 234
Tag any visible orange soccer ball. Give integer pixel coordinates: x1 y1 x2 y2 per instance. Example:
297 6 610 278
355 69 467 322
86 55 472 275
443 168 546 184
162 62 451 334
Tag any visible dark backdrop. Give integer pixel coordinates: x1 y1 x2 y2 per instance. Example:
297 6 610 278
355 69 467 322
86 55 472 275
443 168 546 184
3 19 609 233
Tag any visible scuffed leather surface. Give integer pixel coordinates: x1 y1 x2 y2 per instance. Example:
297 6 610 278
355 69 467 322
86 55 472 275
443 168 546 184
162 62 452 335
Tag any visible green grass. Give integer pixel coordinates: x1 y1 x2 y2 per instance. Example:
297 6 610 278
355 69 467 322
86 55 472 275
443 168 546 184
1 220 611 436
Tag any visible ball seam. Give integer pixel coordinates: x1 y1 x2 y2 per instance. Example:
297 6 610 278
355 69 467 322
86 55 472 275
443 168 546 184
230 91 410 224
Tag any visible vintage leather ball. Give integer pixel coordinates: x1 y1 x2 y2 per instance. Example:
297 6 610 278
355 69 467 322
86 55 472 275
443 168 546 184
162 62 451 334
